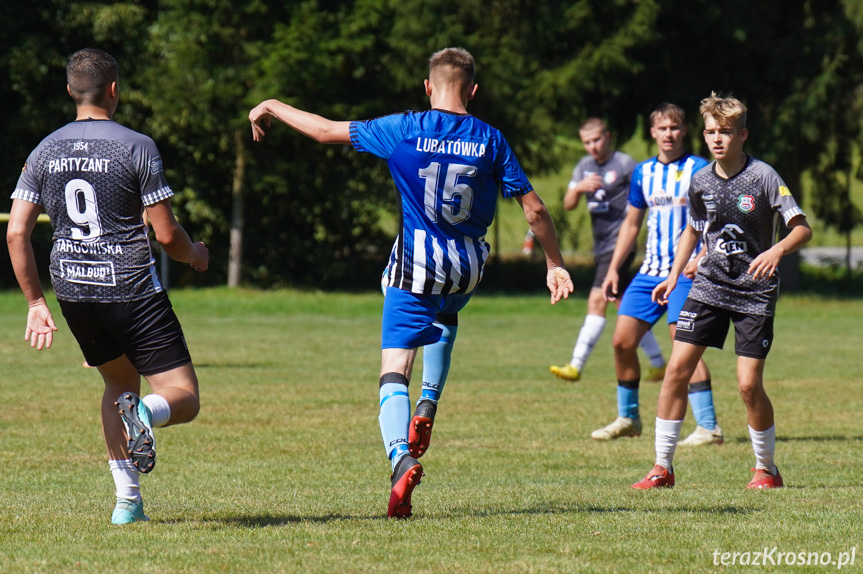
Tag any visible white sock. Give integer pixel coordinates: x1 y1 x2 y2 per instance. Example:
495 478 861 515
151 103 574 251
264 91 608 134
109 459 141 502
749 425 777 473
655 418 683 470
142 394 171 428
639 330 665 368
571 315 606 370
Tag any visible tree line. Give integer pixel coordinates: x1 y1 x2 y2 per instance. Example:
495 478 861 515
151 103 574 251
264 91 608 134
2 0 861 289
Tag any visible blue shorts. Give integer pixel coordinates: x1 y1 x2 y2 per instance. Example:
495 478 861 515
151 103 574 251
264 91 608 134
617 273 693 327
381 287 473 349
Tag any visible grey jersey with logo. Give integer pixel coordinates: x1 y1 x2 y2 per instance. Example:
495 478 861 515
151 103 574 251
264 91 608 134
687 157 805 316
570 150 636 257
12 120 174 302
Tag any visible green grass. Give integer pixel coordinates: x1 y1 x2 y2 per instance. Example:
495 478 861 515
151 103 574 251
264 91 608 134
1 288 862 573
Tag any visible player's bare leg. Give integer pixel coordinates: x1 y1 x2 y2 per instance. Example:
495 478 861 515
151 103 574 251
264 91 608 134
738 356 782 488
633 340 705 489
592 315 649 440
669 324 723 446
144 363 201 426
96 355 148 523
97 355 142 461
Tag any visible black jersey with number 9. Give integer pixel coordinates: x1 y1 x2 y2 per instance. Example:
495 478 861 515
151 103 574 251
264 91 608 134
12 119 174 302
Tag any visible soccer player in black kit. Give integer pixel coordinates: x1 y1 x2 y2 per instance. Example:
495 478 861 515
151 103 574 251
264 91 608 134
631 92 812 490
7 48 209 523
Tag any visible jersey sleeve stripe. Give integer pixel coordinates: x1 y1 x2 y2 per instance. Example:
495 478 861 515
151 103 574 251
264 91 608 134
11 188 40 204
142 185 174 206
782 206 805 224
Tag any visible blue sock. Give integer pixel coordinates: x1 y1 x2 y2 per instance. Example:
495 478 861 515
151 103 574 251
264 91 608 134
379 373 411 468
617 379 640 419
688 380 717 431
420 323 457 404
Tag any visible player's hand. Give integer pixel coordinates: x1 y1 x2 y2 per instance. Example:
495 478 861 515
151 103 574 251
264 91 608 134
547 266 574 305
748 246 783 280
682 258 698 279
601 271 619 302
579 174 604 193
249 102 273 142
652 278 676 305
25 300 58 351
191 242 209 272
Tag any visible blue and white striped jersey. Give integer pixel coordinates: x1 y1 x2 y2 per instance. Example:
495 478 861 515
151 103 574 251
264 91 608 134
629 153 709 277
351 110 532 295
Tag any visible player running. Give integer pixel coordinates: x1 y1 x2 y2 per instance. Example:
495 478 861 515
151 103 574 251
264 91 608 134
632 92 811 490
7 48 208 524
595 103 723 445
249 47 573 518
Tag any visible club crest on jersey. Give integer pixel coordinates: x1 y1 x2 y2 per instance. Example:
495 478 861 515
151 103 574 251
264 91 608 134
737 194 755 213
603 171 617 185
674 169 684 182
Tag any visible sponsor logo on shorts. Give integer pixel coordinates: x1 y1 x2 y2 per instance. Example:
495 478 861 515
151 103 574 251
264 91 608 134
150 157 163 175
677 319 694 332
679 310 698 318
60 259 117 286
762 339 770 348
737 194 755 213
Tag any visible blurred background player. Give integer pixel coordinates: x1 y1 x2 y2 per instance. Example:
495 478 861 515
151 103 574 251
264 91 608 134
7 48 208 524
633 92 811 490
596 103 723 444
249 47 573 518
550 118 666 383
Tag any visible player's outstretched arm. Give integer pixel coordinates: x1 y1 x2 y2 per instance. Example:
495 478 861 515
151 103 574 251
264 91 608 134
7 199 58 349
249 99 352 144
516 191 574 304
147 199 209 272
748 215 812 280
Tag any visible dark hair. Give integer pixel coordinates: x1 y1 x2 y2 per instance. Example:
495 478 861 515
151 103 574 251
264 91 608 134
66 48 118 106
650 102 686 126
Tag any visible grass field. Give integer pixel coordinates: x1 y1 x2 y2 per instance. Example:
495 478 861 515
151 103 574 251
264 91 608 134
1 288 862 573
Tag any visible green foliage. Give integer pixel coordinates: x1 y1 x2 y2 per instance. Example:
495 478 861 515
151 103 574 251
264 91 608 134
2 0 863 289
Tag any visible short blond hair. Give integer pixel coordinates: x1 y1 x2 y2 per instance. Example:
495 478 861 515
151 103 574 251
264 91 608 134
579 117 608 134
700 91 747 129
429 48 475 97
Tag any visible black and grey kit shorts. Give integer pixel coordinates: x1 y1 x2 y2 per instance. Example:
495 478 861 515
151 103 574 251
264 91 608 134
58 291 191 376
593 250 636 289
673 298 774 359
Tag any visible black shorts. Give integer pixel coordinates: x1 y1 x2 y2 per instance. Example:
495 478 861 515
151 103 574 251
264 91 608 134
674 298 774 359
593 250 636 289
58 291 191 376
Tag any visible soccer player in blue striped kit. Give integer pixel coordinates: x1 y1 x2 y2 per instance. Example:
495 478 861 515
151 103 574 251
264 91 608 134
596 103 724 445
249 48 574 517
